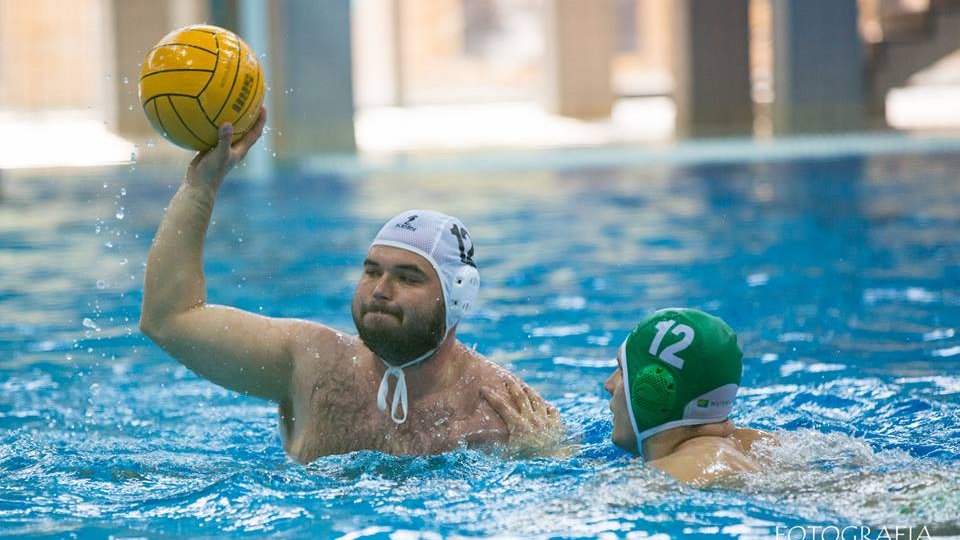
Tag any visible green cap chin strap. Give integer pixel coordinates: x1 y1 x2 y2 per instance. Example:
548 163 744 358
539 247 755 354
619 308 743 457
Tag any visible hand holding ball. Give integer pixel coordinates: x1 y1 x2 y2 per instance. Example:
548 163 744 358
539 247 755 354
139 25 265 151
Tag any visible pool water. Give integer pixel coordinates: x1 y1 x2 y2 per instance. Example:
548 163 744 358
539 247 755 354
2 148 960 538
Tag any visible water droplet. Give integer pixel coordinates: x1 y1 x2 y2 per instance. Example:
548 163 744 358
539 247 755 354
95 280 108 290
129 152 137 162
146 139 156 147
122 76 129 85
120 188 126 196
272 152 277 157
128 104 134 111
104 241 113 248
95 226 102 234
102 182 109 189
120 258 128 266
116 209 125 220
82 318 101 330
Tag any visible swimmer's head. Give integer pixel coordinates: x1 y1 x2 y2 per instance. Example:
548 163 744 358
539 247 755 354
606 308 742 458
351 210 479 365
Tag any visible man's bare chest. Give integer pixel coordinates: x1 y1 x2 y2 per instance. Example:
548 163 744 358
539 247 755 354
284 345 506 462
302 385 494 457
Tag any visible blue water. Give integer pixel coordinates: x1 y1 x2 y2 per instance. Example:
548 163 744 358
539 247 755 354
2 148 960 538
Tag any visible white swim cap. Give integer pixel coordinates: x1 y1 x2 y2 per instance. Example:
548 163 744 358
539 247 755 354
370 209 480 337
368 210 480 424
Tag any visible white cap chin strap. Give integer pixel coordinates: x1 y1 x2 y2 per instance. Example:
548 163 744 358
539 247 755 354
375 345 436 425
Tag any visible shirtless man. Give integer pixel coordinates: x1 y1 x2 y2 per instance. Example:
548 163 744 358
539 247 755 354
486 308 771 483
139 109 560 463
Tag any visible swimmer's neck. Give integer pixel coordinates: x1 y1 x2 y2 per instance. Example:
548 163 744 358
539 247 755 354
375 332 465 399
642 420 734 461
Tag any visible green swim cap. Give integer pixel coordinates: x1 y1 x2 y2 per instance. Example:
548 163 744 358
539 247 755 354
618 308 743 457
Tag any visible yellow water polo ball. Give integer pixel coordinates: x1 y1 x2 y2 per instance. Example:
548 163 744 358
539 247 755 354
139 24 265 151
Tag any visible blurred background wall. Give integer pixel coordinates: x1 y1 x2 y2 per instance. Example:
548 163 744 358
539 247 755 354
1 0 959 168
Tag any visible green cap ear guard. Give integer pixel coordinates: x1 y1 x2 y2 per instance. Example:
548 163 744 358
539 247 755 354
619 308 743 457
630 363 677 429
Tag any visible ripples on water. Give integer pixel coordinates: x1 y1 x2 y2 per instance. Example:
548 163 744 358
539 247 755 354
1 152 959 538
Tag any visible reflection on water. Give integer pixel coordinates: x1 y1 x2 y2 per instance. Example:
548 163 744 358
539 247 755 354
1 151 959 537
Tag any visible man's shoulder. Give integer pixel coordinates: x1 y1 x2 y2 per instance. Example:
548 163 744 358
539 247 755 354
651 436 758 484
665 435 753 468
732 427 776 452
286 320 361 368
459 346 510 382
458 347 549 397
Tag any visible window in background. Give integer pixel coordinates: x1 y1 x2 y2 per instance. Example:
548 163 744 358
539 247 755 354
353 0 543 108
609 0 672 98
0 0 108 114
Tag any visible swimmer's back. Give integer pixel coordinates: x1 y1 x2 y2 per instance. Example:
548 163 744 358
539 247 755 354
649 427 774 485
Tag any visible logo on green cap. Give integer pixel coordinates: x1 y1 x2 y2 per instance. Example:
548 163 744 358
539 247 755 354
696 399 710 408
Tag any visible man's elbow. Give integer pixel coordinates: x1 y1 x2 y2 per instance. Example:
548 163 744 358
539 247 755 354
139 313 169 343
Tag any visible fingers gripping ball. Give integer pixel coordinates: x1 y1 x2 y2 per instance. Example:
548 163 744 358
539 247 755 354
139 25 265 151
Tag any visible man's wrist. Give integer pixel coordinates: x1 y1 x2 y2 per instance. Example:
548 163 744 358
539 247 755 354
180 180 218 201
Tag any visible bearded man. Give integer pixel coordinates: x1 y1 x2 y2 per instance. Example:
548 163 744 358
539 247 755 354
139 109 560 463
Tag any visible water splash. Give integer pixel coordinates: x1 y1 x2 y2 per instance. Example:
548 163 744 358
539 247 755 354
728 431 960 529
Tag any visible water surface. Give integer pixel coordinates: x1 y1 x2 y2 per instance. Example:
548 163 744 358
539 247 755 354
1 150 959 538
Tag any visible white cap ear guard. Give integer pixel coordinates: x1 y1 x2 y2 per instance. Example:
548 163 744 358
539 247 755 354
448 265 480 322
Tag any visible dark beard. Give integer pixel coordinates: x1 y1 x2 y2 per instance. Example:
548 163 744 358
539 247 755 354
353 304 445 365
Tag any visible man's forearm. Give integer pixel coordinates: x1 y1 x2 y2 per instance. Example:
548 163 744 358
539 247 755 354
141 183 218 328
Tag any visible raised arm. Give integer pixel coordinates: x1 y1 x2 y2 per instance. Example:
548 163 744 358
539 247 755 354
140 108 312 402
